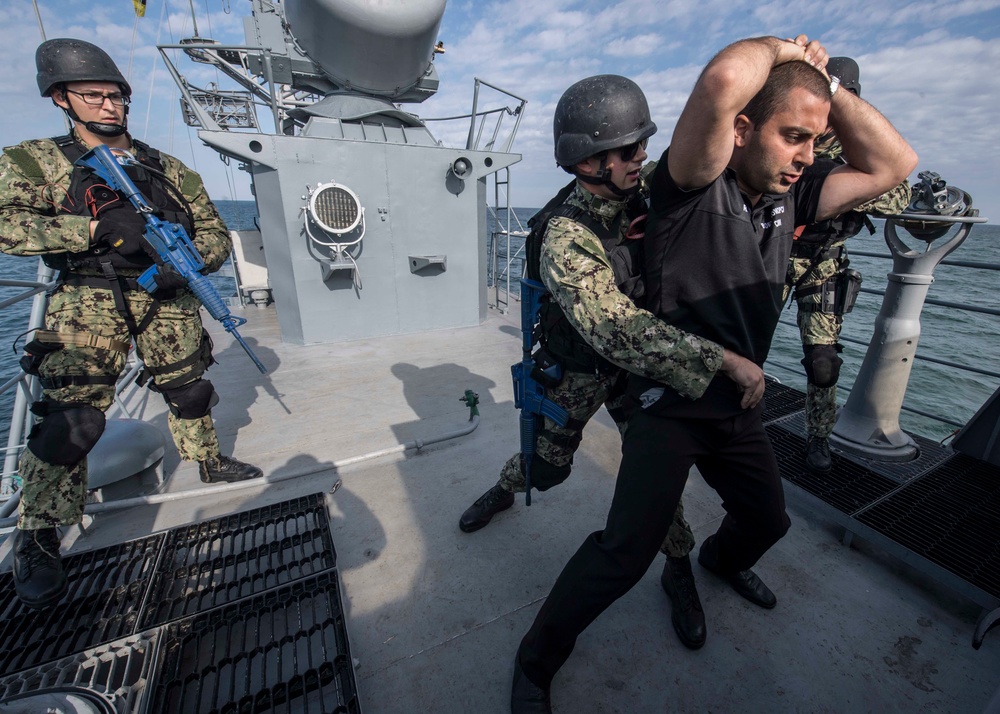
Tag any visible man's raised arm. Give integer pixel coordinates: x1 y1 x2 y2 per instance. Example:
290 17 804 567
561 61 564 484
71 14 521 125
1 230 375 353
668 35 827 191
815 89 918 221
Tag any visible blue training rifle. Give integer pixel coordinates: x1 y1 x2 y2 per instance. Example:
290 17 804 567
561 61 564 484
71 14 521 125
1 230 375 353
511 278 568 506
76 145 267 374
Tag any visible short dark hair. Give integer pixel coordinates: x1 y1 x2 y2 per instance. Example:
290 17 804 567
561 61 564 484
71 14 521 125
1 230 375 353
740 61 830 127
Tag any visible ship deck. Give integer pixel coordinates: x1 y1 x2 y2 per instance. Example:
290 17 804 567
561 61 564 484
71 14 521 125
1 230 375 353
1 303 998 713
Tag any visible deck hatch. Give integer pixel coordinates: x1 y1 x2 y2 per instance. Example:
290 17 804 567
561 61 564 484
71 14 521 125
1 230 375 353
0 535 162 676
149 571 359 713
854 453 1000 598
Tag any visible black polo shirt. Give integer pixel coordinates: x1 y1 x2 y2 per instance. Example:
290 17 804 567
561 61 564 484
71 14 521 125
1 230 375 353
634 147 829 415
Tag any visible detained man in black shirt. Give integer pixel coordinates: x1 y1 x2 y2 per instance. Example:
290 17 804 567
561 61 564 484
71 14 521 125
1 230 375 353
511 34 917 713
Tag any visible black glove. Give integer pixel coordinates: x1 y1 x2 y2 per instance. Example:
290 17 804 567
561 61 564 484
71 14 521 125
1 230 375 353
93 208 150 257
152 264 188 291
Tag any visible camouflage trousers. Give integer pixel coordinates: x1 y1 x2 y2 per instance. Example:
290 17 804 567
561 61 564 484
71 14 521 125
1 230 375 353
498 370 695 558
17 284 220 529
785 253 846 439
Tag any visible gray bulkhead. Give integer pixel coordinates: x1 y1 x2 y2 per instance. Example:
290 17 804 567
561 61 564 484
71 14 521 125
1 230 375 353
204 122 517 345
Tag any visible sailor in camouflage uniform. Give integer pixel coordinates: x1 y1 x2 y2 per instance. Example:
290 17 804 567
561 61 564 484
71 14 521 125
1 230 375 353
464 76 728 653
784 57 912 473
0 39 262 610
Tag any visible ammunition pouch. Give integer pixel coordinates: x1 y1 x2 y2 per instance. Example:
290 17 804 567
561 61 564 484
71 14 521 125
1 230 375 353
19 339 62 377
530 345 564 389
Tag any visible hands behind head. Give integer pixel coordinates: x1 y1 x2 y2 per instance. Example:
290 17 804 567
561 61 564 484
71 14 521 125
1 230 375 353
784 35 829 75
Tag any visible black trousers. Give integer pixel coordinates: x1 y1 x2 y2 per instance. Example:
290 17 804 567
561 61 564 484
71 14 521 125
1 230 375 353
517 401 791 686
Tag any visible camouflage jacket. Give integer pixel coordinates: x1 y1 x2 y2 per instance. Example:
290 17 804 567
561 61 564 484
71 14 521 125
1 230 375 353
0 130 231 274
539 181 724 401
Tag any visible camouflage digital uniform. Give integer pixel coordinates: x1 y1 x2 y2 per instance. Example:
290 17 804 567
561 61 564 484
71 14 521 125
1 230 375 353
498 182 725 557
785 139 912 439
0 130 232 529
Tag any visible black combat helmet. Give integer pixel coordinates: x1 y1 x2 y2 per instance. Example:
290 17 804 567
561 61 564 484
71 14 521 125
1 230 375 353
36 38 132 97
826 57 860 97
36 38 132 137
553 74 656 167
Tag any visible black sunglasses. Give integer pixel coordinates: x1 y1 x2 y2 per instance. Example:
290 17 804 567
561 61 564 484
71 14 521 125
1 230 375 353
618 137 649 162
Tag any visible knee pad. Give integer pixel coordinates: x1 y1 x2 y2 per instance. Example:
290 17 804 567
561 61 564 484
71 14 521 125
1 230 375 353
801 344 843 388
161 378 219 419
26 400 106 466
529 454 572 492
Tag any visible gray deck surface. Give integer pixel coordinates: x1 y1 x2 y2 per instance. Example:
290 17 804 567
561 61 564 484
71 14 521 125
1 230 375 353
4 303 999 713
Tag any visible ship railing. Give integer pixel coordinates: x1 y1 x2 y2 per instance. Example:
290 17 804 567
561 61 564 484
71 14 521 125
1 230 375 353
768 249 1000 434
0 263 145 500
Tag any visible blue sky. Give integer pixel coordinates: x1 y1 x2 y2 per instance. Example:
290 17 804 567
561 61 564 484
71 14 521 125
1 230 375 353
3 0 999 218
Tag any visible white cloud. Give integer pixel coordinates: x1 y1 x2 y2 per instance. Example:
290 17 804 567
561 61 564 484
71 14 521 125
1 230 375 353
2 0 998 216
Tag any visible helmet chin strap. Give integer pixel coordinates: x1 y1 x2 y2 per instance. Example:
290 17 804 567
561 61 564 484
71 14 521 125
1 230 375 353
62 104 129 138
576 155 640 197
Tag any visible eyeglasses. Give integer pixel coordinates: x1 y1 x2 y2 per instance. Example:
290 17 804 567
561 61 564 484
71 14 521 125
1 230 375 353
64 89 130 107
617 137 649 162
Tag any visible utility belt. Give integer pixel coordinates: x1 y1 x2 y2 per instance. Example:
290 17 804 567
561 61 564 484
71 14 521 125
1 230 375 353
796 268 863 316
62 272 144 292
19 329 131 390
789 242 845 262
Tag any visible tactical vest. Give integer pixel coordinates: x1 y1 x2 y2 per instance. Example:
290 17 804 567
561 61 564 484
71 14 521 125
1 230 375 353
525 182 645 374
793 154 873 248
42 134 194 274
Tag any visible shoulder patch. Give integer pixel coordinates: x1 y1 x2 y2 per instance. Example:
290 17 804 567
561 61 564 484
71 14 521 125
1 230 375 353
3 145 46 185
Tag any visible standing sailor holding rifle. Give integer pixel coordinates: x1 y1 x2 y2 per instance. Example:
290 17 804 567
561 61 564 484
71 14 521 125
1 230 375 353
0 39 263 610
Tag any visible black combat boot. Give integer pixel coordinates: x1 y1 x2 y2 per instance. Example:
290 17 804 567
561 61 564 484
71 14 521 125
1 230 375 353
459 483 515 533
805 436 832 474
660 554 707 649
199 455 264 484
698 535 777 609
12 527 67 609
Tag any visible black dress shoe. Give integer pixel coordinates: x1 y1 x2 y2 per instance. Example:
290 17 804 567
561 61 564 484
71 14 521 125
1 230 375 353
660 555 707 649
805 436 832 474
459 483 515 533
725 569 777 609
199 455 264 484
12 527 67 609
511 656 552 714
698 536 777 609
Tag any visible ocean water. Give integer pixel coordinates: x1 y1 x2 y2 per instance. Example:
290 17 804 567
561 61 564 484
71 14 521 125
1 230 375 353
2 201 999 444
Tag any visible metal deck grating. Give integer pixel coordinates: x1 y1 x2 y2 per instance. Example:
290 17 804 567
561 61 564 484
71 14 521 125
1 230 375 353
150 571 360 714
761 380 806 423
0 535 163 676
141 493 338 628
772 411 953 483
767 424 901 515
0 632 157 714
0 493 360 712
854 453 1000 598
